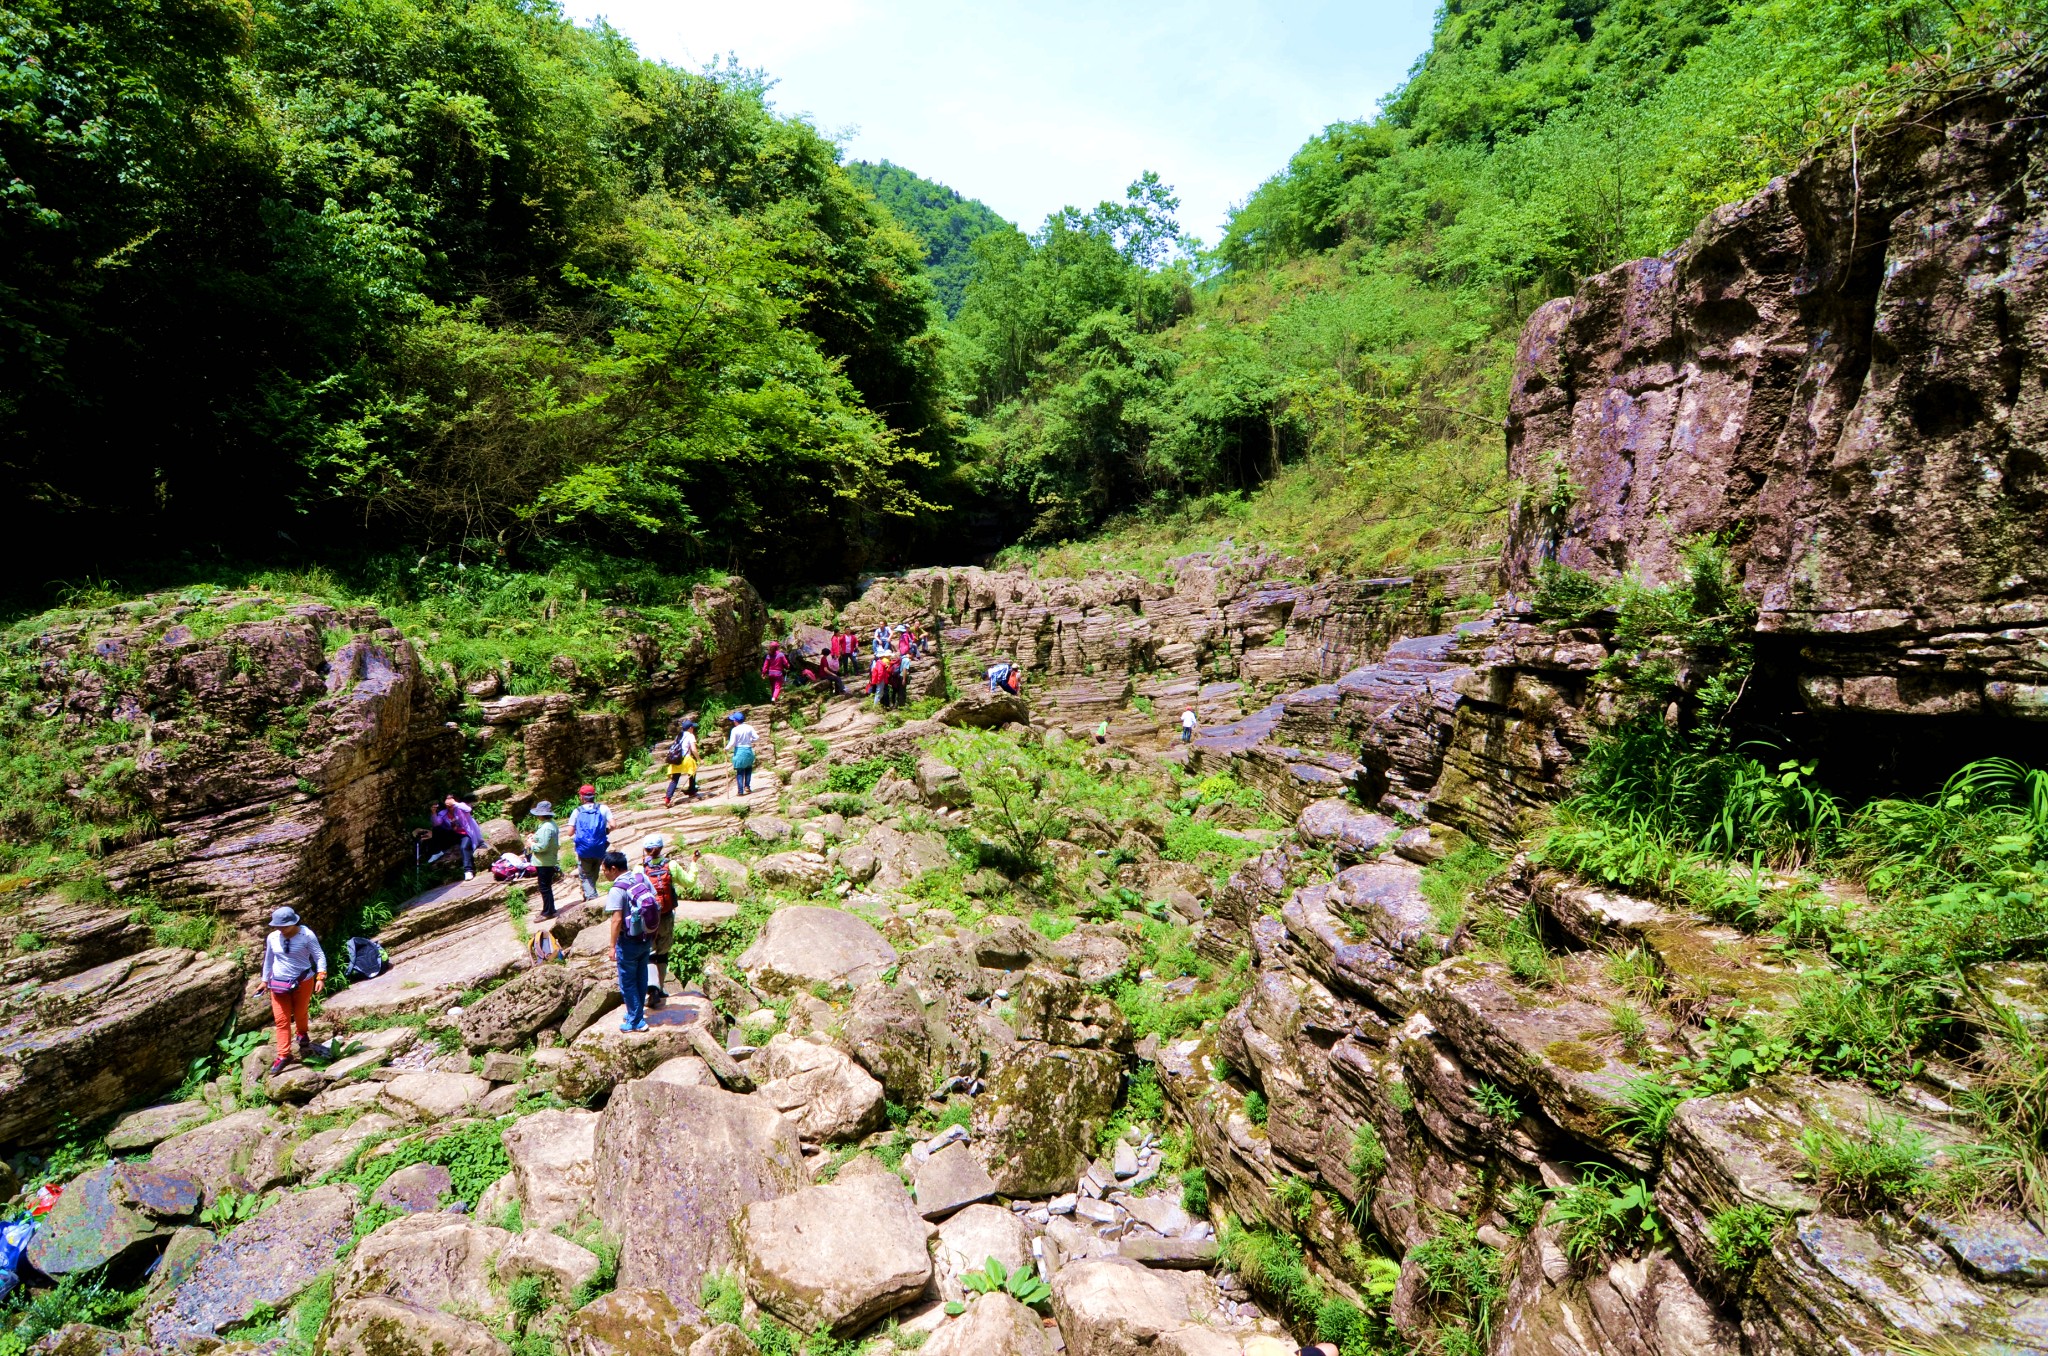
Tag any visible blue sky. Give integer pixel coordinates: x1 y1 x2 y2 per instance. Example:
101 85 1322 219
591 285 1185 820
559 0 1441 245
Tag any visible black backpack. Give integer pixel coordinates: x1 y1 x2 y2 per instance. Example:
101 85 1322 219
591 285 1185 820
345 937 387 982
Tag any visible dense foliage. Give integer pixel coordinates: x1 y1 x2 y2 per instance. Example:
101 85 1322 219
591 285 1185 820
1 0 948 588
842 160 1013 318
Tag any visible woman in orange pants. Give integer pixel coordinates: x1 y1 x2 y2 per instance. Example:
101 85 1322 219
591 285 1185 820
255 906 327 1076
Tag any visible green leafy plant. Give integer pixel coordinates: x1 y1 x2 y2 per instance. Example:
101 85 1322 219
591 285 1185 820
1180 1166 1210 1215
1545 1166 1663 1262
1411 1216 1506 1351
1273 1174 1316 1223
199 1188 265 1228
1243 1089 1269 1125
1605 1075 1693 1148
958 1256 1051 1308
1799 1111 1932 1210
1469 1082 1519 1124
1706 1202 1782 1273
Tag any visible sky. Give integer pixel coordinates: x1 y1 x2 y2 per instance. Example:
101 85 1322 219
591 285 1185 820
558 0 1441 246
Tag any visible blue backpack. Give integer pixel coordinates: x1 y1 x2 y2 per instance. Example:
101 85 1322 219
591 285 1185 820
571 803 611 857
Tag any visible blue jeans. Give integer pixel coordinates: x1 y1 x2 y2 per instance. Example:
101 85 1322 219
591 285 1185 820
615 936 650 1028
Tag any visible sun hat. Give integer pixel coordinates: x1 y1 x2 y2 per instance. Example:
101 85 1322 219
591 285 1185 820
727 710 746 722
531 801 555 817
641 834 665 854
270 906 300 928
578 783 596 797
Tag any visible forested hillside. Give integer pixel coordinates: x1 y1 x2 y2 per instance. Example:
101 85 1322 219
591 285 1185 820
842 161 1014 317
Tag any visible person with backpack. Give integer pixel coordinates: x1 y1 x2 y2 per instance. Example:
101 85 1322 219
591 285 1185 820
890 649 910 706
600 852 659 1033
727 710 760 796
432 795 486 880
253 906 326 1076
762 641 792 703
640 834 678 1007
988 661 1014 694
663 719 699 808
527 801 560 919
570 785 612 900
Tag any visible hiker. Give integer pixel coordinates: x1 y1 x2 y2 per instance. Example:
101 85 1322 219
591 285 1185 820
1181 708 1197 744
872 623 890 658
254 906 326 1076
1297 1345 1340 1356
762 641 792 703
893 623 912 657
1095 717 1110 746
433 794 486 880
528 801 560 919
869 652 894 708
987 661 1021 696
727 709 760 796
664 719 699 807
822 646 844 696
570 784 612 900
890 648 910 706
601 851 659 1033
641 834 678 1007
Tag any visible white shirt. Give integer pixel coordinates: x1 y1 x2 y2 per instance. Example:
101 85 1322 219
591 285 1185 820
678 730 698 758
1181 710 1197 728
729 721 758 749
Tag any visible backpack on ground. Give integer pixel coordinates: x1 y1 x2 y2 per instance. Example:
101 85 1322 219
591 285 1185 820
571 802 611 857
530 929 565 964
344 937 387 982
616 870 661 939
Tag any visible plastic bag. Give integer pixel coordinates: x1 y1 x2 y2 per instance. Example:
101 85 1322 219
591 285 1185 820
0 1214 37 1304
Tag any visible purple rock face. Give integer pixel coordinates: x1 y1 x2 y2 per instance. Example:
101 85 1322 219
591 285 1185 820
24 1162 174 1278
1501 73 2048 721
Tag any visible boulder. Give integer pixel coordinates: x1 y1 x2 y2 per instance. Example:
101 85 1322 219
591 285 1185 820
837 981 933 1104
149 1108 279 1205
688 1328 762 1356
291 1112 402 1182
557 1022 703 1104
755 1034 886 1143
837 843 879 884
924 1292 1054 1356
1011 970 1130 1049
737 906 895 995
864 826 954 890
263 1062 329 1103
562 1287 707 1356
0 948 242 1148
143 1226 215 1303
322 1296 509 1356
694 855 751 899
872 771 923 807
561 985 624 1042
749 852 831 894
916 757 970 809
480 1051 526 1083
933 1203 1033 1301
501 1108 600 1232
459 965 586 1051
145 1184 356 1349
495 1228 603 1298
382 1071 492 1122
937 691 1030 729
594 1081 805 1304
915 1142 999 1221
25 1162 189 1277
105 1102 213 1154
1049 1257 1230 1356
973 1043 1123 1196
334 1211 512 1313
369 1162 452 1215
745 815 792 843
739 1172 933 1335
1294 799 1401 861
646 1056 717 1087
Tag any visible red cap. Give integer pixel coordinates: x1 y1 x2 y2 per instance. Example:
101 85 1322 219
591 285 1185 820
578 784 596 797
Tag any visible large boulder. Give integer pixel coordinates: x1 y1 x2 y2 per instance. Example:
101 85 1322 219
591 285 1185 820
0 948 242 1147
502 1109 600 1231
738 1172 933 1335
836 982 933 1104
933 1203 1033 1303
381 1071 492 1122
914 1142 998 1221
496 1229 603 1298
924 1293 1055 1356
1050 1257 1236 1356
736 906 894 995
149 1108 282 1205
322 1296 509 1356
459 965 586 1051
750 852 831 894
334 1211 512 1313
754 1035 885 1143
25 1163 196 1277
1010 970 1130 1049
562 1288 707 1356
937 690 1030 729
292 1112 403 1182
556 1023 704 1104
973 1043 1123 1196
145 1184 356 1349
105 1102 213 1154
594 1082 805 1304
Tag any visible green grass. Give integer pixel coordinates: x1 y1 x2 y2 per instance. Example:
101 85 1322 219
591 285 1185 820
346 1120 510 1208
1418 843 1502 935
1706 1203 1782 1274
1543 1166 1661 1262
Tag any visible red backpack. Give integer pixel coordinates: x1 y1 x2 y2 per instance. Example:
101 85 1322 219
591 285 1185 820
645 860 677 914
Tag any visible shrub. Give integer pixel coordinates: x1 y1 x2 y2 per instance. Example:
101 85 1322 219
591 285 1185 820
1706 1203 1782 1273
1411 1217 1506 1347
1544 1166 1661 1262
1605 1075 1692 1148
1273 1174 1316 1223
1348 1122 1387 1187
1244 1089 1269 1125
1180 1166 1210 1215
348 1120 510 1208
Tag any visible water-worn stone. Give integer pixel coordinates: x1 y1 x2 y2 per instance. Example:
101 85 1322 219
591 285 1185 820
105 1102 213 1153
322 1296 509 1356
915 1142 998 1220
737 906 895 994
750 852 831 894
25 1163 183 1277
480 1051 525 1083
495 1228 602 1298
754 1034 885 1143
146 1184 356 1349
1049 1257 1231 1356
923 1292 1054 1356
334 1211 512 1314
739 1172 933 1335
974 1042 1123 1196
562 1288 706 1356
150 1108 279 1205
837 981 932 1104
381 1071 492 1122
460 965 585 1051
501 1108 599 1232
369 1162 452 1215
593 1081 805 1305
933 1203 1032 1301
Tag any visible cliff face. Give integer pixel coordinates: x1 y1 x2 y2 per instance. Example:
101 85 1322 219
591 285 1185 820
1503 67 2048 731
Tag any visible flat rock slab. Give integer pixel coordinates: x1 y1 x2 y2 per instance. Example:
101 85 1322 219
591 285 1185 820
146 1184 357 1349
740 1172 933 1335
502 1108 599 1233
672 901 741 927
1120 1236 1220 1269
371 1162 453 1215
106 1102 213 1153
323 913 529 1021
737 905 894 994
25 1162 182 1276
381 1071 491 1121
915 1142 998 1220
150 1109 281 1205
322 1296 509 1356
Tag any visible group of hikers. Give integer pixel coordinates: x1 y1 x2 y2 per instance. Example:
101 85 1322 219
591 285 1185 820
760 620 937 710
